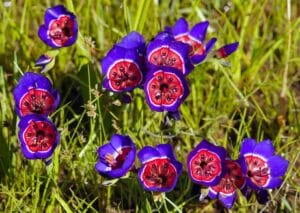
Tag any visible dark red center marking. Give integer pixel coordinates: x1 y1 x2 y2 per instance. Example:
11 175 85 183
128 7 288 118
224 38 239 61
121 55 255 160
189 149 222 182
105 147 132 169
245 154 270 187
141 158 177 189
48 15 75 46
147 71 183 107
211 160 245 194
175 35 205 57
215 48 227 58
23 120 56 152
148 47 184 73
20 88 55 116
108 60 142 92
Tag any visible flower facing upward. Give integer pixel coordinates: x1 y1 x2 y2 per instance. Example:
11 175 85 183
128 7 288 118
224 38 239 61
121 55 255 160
143 66 189 112
38 5 78 48
13 72 60 117
171 17 217 65
208 159 246 209
101 44 144 93
18 115 60 159
238 138 289 190
187 140 227 186
146 32 194 75
95 134 136 179
138 144 182 192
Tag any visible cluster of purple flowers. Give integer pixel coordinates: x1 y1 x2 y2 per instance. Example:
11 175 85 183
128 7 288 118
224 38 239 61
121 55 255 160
101 18 238 116
13 72 60 160
13 5 78 160
12 4 289 210
95 135 289 209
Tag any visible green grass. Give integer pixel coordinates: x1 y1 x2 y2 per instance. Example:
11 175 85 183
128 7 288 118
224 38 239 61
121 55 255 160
0 0 300 212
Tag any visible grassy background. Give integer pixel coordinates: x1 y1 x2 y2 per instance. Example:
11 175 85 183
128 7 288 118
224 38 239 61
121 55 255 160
0 0 300 212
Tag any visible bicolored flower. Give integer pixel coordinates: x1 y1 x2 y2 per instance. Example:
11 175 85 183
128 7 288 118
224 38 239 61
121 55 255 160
13 72 60 117
138 144 182 192
208 159 246 209
95 134 136 179
214 42 239 59
101 45 144 93
187 140 227 186
238 138 289 190
38 5 78 48
172 17 217 65
143 66 189 112
18 115 60 159
146 32 194 75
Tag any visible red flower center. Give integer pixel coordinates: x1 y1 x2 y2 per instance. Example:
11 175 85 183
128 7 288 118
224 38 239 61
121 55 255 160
107 60 142 92
146 71 183 107
48 15 75 46
189 149 222 183
148 47 184 73
245 154 270 187
141 158 177 189
105 147 132 169
211 160 245 194
23 120 56 152
175 35 205 57
20 88 55 116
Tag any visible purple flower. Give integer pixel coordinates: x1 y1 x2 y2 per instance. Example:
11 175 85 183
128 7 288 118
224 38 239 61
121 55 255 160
101 44 144 93
35 54 54 73
13 72 60 117
214 42 239 59
36 54 53 67
18 115 60 159
171 17 217 65
208 159 246 209
255 189 270 204
95 134 136 179
187 140 227 186
238 138 289 190
138 144 182 192
38 5 78 48
146 32 194 75
143 66 189 112
117 31 146 56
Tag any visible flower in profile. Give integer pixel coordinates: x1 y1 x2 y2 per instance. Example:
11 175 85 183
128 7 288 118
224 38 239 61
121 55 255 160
13 72 60 117
35 50 59 73
138 144 182 192
208 159 246 209
35 54 53 72
238 138 289 190
143 66 189 112
38 5 78 48
18 115 60 159
101 45 144 93
146 32 194 75
95 134 136 179
214 42 239 59
187 140 227 186
171 17 217 65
